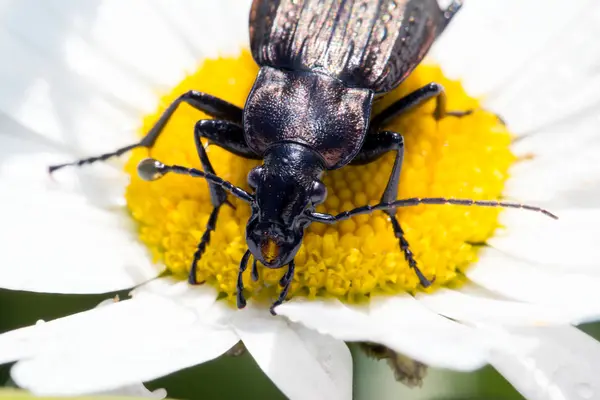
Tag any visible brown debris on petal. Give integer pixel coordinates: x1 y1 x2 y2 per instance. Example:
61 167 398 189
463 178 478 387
359 342 428 388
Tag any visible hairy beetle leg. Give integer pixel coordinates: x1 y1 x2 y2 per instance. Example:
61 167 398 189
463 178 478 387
237 250 253 309
251 259 259 282
188 205 223 285
390 217 434 287
46 89 261 285
48 90 250 173
270 260 296 315
189 119 259 283
353 130 434 287
370 83 472 132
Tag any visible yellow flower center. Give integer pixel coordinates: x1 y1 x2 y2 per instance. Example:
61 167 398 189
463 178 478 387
124 50 514 304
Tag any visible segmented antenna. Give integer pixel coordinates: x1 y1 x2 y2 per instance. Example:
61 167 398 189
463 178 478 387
48 144 140 174
310 197 557 223
136 158 254 203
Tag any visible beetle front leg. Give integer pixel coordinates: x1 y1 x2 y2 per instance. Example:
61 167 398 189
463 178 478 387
49 90 245 173
369 83 472 132
188 119 261 285
270 260 295 315
237 250 252 309
352 131 433 287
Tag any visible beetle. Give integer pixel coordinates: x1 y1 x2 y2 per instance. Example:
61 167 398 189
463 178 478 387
50 0 556 314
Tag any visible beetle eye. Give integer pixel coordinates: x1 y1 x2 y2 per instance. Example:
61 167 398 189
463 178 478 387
310 181 327 205
247 166 263 189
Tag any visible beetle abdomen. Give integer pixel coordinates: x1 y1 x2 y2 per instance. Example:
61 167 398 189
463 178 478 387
250 0 448 93
243 66 373 169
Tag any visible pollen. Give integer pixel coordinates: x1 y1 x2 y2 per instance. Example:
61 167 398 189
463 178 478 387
124 50 514 305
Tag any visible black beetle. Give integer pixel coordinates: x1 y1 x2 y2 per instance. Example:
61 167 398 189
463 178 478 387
50 0 556 314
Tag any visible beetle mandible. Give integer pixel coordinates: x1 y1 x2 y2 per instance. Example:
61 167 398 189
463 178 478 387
50 0 556 314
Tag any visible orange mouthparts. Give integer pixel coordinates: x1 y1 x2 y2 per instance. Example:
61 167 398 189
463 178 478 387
260 238 279 263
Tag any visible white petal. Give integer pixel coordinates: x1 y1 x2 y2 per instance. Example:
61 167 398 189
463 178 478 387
88 293 171 400
489 209 600 272
0 182 160 293
0 17 142 150
0 0 156 109
432 0 600 133
0 127 129 205
149 0 251 61
3 281 238 395
0 117 70 185
0 279 216 364
233 307 352 400
416 287 574 326
467 248 600 323
483 3 600 135
488 326 600 400
90 0 195 87
0 0 250 156
432 0 589 94
505 129 600 208
95 384 167 399
132 278 221 311
0 118 153 293
277 296 488 371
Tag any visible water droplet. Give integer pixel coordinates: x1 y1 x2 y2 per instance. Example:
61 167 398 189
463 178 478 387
359 2 368 12
382 13 392 22
577 383 593 399
388 1 397 11
138 158 165 181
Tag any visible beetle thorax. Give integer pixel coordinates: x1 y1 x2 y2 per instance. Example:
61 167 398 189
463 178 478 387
243 66 374 170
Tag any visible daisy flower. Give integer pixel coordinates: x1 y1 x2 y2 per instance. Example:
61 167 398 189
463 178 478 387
1 0 600 399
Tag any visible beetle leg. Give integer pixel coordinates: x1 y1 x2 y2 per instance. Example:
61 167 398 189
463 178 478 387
188 120 261 285
236 250 252 309
187 206 221 285
369 83 472 132
49 90 245 173
270 260 295 315
193 119 262 160
351 131 401 165
353 131 433 287
251 259 260 282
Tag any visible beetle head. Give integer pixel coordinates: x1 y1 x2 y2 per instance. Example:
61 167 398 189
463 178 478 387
245 143 326 268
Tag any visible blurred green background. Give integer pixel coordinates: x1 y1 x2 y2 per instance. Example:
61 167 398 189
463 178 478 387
2 288 599 399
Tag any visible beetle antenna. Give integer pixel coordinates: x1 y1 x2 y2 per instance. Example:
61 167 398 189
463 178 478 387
309 197 558 223
137 158 254 203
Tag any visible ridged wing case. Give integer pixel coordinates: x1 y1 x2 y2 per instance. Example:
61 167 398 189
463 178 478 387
250 0 450 93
